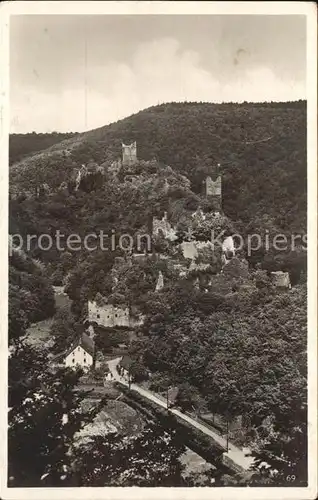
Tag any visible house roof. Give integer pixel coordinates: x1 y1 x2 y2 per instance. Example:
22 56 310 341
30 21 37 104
62 332 95 360
79 332 95 357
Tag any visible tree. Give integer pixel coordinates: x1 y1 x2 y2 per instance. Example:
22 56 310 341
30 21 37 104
8 285 30 343
250 371 307 486
175 382 207 414
9 250 55 344
9 246 55 318
134 279 307 485
8 341 103 487
130 360 149 383
73 421 186 486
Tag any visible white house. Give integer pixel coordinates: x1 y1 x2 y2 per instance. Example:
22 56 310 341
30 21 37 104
271 271 291 289
119 355 134 380
64 333 95 370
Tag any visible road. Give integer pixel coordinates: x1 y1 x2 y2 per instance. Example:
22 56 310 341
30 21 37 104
107 357 254 472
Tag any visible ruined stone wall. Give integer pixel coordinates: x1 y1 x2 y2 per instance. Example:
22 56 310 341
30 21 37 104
188 261 210 272
110 159 122 174
88 301 130 327
271 271 291 289
88 300 145 327
75 165 88 190
206 175 222 196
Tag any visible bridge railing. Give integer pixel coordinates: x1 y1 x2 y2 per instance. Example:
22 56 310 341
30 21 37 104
114 374 233 444
182 410 224 437
136 387 226 438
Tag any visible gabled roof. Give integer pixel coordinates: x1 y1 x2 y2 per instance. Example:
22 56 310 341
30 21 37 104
63 332 95 359
79 332 95 357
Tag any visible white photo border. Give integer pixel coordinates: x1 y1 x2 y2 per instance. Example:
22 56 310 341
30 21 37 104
0 2 316 499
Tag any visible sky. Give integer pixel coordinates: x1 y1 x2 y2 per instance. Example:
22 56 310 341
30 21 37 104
10 14 306 133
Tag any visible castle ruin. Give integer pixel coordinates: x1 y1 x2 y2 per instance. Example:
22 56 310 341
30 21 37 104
122 141 137 166
75 165 88 190
88 300 144 328
88 301 130 327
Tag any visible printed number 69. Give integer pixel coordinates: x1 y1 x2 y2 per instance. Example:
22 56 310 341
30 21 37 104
286 475 296 482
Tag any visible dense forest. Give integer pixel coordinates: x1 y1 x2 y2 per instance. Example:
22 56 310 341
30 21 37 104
62 241 307 484
8 100 308 486
9 101 307 279
9 243 56 343
134 275 307 484
10 100 306 232
8 243 214 487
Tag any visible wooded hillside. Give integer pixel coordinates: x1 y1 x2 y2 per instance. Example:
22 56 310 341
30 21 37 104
10 100 306 233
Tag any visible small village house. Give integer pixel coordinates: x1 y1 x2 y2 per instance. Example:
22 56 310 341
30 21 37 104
63 332 95 371
271 271 291 289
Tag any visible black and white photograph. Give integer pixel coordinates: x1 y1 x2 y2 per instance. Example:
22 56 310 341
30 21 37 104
1 1 317 499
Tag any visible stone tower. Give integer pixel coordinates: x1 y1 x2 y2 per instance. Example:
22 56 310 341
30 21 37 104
122 141 137 166
205 163 222 211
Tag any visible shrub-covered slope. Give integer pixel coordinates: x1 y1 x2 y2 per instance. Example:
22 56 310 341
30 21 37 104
9 132 78 165
9 243 55 342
